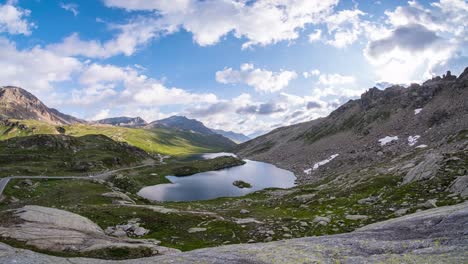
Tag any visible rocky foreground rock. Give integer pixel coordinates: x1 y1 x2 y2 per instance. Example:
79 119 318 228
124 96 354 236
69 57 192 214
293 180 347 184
0 205 179 255
0 202 466 263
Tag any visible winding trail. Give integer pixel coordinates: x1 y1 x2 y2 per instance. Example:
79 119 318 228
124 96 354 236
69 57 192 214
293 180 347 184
0 162 155 197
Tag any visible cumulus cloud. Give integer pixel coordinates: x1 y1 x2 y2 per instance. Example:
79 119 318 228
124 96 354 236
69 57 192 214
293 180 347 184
308 29 322 42
364 0 467 83
47 18 174 58
0 2 34 35
236 103 286 115
318 73 355 86
216 63 297 93
303 69 320 78
324 9 366 48
103 0 339 48
60 2 79 16
0 38 82 94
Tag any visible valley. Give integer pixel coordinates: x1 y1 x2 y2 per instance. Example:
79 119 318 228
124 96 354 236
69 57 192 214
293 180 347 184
0 70 467 262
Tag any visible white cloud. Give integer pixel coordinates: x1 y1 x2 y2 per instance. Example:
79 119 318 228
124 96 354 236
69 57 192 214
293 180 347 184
318 73 355 86
216 63 297 93
47 18 173 58
303 69 320 78
364 0 467 83
60 2 79 16
0 2 34 35
308 29 322 42
91 109 110 121
103 0 339 48
0 38 82 94
324 9 366 48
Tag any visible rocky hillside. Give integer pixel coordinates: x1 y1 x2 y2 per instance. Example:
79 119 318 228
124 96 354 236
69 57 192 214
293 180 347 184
0 86 85 125
236 69 468 184
212 129 250 143
96 117 147 127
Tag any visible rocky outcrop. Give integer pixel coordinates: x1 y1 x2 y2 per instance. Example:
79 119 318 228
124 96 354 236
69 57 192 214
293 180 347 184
0 206 179 255
0 202 466 263
0 86 85 125
449 175 468 197
403 153 442 184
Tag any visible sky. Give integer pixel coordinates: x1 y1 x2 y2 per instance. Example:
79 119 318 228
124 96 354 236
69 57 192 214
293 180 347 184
0 0 467 137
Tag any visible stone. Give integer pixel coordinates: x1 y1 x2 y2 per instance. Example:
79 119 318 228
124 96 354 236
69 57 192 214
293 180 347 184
101 192 134 202
23 179 33 186
112 230 128 238
263 237 273 242
188 227 207 233
0 206 179 255
357 196 378 205
134 227 149 237
240 209 250 214
448 175 468 197
345 214 369 221
299 221 308 227
313 216 331 224
394 208 408 216
403 153 442 184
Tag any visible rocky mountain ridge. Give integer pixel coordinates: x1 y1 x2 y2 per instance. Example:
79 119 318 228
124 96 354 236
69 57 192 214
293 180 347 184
236 69 468 184
0 86 85 125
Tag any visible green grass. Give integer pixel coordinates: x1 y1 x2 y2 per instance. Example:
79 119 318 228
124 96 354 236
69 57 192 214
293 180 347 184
0 119 234 156
0 134 150 176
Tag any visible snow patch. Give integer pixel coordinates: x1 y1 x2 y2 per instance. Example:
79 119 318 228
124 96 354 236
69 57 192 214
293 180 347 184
379 136 399 146
408 135 421 146
414 108 423 115
313 154 339 170
415 144 428 149
304 154 340 174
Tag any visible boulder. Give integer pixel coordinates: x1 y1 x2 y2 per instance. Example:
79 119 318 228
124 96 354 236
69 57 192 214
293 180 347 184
188 228 207 233
345 214 369 221
403 153 442 184
448 175 468 197
0 206 179 255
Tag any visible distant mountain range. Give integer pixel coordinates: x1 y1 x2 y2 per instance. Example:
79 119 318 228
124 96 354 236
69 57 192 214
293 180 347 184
0 86 85 125
212 129 250 143
0 86 248 146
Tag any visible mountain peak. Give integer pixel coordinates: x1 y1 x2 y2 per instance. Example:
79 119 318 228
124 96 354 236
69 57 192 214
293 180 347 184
0 86 84 125
147 115 215 135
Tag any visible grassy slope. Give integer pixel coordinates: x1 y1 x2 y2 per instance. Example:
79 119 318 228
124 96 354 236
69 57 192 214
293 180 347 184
0 120 232 156
0 134 150 176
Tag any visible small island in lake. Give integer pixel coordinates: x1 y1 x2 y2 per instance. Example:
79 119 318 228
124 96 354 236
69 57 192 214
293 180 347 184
233 180 252 188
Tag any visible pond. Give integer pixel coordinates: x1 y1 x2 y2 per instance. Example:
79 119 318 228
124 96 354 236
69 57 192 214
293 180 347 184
137 154 296 202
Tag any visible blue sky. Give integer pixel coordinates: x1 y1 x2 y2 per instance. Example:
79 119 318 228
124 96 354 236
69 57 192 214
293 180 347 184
0 0 467 136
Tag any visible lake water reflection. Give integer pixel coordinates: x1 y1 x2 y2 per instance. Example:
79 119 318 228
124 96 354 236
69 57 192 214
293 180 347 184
137 154 296 202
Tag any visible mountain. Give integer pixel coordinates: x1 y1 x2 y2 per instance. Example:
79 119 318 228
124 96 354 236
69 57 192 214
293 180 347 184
236 69 468 185
96 116 147 127
147 116 215 135
147 115 237 149
0 86 85 125
212 129 250 143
